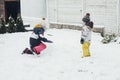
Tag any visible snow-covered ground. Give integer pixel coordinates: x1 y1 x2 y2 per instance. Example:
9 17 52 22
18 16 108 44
0 28 120 80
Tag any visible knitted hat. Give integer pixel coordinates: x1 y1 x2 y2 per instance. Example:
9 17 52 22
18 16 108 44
35 24 42 28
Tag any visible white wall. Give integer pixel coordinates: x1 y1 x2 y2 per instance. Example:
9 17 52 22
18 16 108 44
47 0 83 24
47 0 120 34
85 0 115 33
21 0 46 27
48 0 107 25
104 0 118 33
85 0 106 25
20 0 120 34
47 0 57 23
118 0 120 34
84 0 119 34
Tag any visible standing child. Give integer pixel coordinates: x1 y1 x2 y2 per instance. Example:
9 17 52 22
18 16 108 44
80 21 94 58
22 24 53 55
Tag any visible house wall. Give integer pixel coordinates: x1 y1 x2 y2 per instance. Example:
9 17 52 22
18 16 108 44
20 0 120 34
118 0 120 34
85 0 119 33
20 0 46 27
105 0 118 33
47 0 120 34
85 0 106 25
47 0 83 24
0 0 5 17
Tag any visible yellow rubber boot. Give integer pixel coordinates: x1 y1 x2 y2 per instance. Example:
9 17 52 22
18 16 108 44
82 42 91 57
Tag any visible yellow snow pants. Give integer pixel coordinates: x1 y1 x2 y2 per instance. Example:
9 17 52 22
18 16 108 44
82 42 91 57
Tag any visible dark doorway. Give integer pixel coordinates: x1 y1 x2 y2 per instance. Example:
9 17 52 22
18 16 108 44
5 1 20 23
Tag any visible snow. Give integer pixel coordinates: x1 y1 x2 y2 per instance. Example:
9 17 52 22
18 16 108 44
0 28 120 80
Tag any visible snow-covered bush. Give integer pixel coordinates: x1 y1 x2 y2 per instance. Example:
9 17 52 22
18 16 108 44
101 33 117 44
8 16 16 33
0 15 6 34
16 15 25 32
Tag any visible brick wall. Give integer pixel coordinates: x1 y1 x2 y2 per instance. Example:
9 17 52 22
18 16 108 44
0 0 5 16
5 0 18 1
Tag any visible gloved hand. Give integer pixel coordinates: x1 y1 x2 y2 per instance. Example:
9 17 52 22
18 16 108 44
47 40 53 43
80 38 84 44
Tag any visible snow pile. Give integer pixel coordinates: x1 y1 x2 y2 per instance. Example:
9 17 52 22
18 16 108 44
0 29 120 80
